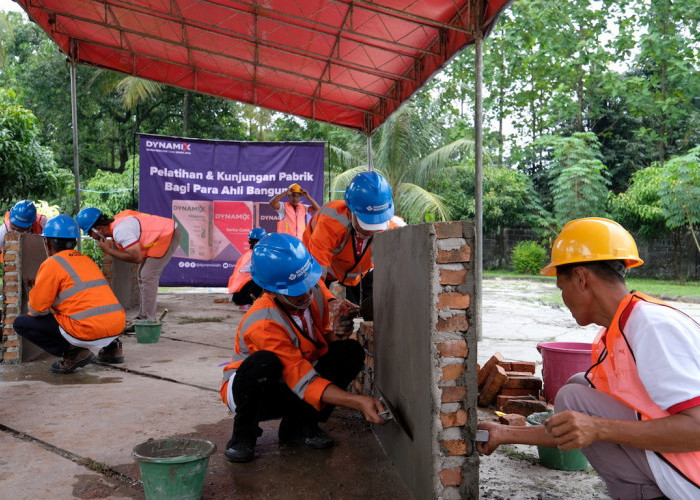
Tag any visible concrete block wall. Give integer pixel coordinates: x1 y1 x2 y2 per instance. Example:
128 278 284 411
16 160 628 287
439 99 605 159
372 221 478 500
1 233 21 363
102 252 140 310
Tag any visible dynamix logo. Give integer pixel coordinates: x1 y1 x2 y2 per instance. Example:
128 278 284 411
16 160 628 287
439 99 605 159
145 140 192 154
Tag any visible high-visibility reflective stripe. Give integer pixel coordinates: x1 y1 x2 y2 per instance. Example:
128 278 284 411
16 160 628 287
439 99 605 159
316 206 353 256
28 305 49 316
69 303 123 321
292 368 319 399
54 279 109 306
50 255 110 307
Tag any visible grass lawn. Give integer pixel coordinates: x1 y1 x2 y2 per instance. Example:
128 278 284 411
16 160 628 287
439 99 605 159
484 270 700 299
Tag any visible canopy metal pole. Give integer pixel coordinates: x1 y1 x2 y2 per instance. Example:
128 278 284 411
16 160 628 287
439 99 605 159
473 0 485 342
366 134 374 171
69 39 82 249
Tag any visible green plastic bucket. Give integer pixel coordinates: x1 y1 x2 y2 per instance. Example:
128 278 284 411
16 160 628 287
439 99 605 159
133 438 217 500
134 320 162 344
526 411 588 471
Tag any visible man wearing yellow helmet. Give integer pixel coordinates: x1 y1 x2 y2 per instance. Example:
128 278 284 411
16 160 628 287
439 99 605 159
477 218 700 499
269 183 320 238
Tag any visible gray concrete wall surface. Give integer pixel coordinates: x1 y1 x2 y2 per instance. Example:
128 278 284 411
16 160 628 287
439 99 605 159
373 223 435 500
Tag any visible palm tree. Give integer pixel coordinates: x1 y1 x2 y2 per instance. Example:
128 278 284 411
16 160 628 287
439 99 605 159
331 102 474 223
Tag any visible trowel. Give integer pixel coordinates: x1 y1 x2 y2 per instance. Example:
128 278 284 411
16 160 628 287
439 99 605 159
377 387 413 441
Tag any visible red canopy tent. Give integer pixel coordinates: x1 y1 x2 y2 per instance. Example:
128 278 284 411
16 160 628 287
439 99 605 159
15 0 510 134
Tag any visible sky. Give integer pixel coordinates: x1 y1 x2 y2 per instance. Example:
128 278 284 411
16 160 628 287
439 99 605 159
0 1 23 13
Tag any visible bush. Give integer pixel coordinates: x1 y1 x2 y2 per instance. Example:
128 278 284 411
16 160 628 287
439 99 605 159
511 241 547 275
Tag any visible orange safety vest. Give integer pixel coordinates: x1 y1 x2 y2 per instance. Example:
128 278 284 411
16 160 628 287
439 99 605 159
28 250 125 341
277 202 307 238
1 212 47 264
220 283 335 411
302 201 398 287
111 210 175 259
586 292 700 487
227 250 253 294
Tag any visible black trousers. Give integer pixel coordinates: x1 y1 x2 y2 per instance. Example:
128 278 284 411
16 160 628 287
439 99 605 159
231 339 364 439
13 314 71 357
231 280 263 306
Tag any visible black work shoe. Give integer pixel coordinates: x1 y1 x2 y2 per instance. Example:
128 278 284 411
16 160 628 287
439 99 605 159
98 339 124 363
51 347 95 374
224 436 256 463
278 418 334 449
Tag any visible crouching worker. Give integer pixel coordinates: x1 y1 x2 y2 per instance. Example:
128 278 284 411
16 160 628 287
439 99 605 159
220 233 385 463
226 228 267 307
477 218 700 500
13 215 126 374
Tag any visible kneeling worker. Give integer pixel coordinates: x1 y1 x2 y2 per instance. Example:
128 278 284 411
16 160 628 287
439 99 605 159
226 228 266 307
13 215 125 373
220 233 385 463
477 218 700 499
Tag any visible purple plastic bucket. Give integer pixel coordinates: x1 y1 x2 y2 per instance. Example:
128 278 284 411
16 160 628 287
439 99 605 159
536 342 593 404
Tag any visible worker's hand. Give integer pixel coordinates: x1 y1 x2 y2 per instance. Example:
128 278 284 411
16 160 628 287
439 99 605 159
544 410 599 450
95 238 112 252
356 395 387 424
328 299 360 341
300 188 309 197
475 421 504 455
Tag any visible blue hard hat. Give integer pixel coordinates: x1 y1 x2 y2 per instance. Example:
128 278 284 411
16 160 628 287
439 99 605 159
248 228 267 241
344 172 394 230
9 200 37 229
251 233 321 296
42 214 80 239
76 207 103 235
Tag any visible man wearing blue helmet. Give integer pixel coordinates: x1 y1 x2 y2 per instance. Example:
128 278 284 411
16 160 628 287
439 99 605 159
13 215 125 373
223 227 267 308
303 171 402 315
220 233 385 463
0 200 47 263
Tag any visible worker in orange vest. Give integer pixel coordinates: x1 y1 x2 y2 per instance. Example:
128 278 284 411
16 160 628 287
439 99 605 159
220 233 383 463
0 200 48 263
13 215 125 374
226 227 267 308
269 183 320 238
303 171 401 315
477 218 700 499
77 207 181 333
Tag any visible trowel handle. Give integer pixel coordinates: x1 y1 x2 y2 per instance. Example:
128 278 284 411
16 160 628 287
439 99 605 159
158 309 169 322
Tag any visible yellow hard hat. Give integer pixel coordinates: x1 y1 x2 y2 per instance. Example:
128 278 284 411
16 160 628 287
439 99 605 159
540 217 643 276
289 183 302 193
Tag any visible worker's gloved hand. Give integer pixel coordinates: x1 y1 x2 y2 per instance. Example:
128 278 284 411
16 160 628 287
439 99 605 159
329 299 360 341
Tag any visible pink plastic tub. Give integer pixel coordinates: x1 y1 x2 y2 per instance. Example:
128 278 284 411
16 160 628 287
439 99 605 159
536 342 593 404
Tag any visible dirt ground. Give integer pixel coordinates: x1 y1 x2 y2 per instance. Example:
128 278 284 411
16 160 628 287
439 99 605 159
477 277 700 499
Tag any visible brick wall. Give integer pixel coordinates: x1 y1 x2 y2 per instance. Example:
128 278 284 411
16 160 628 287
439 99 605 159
433 221 478 499
1 233 21 363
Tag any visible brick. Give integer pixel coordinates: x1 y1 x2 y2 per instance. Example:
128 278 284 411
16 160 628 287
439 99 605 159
441 385 467 403
441 363 464 381
435 222 463 239
510 361 536 374
505 371 535 377
440 409 467 428
498 413 527 426
436 314 468 332
440 268 466 285
496 395 525 411
477 352 504 388
437 292 470 310
3 284 18 293
500 399 550 417
3 253 16 262
437 246 471 264
3 351 18 360
3 339 18 347
439 467 463 487
440 439 467 456
3 296 16 305
478 364 507 407
437 339 467 358
499 387 540 397
497 361 513 370
3 264 16 272
503 376 542 390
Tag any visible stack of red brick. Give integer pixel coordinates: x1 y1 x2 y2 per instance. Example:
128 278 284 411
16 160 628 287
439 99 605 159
478 352 551 419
